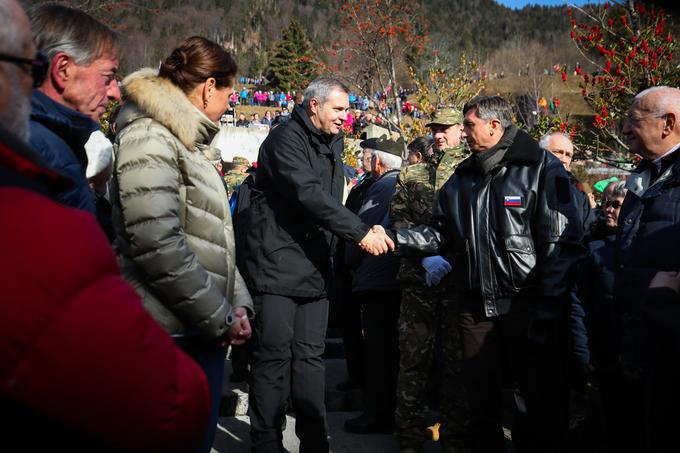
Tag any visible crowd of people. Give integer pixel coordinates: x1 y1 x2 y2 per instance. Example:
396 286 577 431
1 1 679 453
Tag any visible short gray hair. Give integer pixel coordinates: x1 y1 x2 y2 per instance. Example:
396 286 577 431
463 95 514 129
302 76 349 109
372 150 402 171
538 132 571 150
29 3 120 66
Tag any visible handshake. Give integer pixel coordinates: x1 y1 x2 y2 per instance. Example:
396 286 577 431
358 225 394 256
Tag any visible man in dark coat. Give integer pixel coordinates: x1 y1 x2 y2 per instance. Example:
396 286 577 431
343 137 403 434
239 76 393 453
390 96 585 453
613 86 680 453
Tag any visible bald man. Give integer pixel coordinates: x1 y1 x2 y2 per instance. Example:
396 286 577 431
540 132 595 230
612 86 680 453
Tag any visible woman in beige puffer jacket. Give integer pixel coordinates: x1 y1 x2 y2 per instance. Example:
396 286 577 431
110 36 252 453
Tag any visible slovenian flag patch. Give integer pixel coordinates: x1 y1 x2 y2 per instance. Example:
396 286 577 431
504 196 522 207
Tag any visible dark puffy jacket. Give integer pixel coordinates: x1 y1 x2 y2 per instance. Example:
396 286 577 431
239 105 369 297
28 90 98 213
615 155 680 368
394 126 585 318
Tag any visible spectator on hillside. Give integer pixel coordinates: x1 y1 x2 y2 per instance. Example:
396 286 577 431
110 36 254 453
28 3 120 226
235 112 249 127
240 86 248 105
0 1 210 450
261 110 273 127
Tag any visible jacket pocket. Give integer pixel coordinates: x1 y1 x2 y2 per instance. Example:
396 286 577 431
504 235 536 291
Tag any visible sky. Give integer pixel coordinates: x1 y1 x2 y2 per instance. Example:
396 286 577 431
496 0 593 8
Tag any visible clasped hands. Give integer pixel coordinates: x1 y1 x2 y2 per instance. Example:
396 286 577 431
358 225 395 256
225 306 252 346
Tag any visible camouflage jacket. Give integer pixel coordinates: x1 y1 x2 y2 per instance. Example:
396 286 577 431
389 143 468 285
224 170 247 196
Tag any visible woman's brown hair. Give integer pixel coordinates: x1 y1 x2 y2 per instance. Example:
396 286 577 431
159 36 237 94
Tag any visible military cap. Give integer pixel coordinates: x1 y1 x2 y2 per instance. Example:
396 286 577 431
425 108 464 127
360 135 405 157
232 156 250 166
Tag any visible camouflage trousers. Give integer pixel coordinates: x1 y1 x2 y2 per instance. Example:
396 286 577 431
394 285 469 453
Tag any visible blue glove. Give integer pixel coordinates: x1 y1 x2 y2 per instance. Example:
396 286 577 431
421 255 452 287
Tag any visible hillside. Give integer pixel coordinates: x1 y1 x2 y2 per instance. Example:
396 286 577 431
20 0 575 75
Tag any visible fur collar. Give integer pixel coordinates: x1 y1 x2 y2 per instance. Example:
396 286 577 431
120 68 219 151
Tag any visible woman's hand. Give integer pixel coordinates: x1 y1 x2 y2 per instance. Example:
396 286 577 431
226 306 252 345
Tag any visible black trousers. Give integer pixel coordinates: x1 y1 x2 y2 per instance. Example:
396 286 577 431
355 290 402 422
339 273 365 383
248 294 330 453
459 310 569 453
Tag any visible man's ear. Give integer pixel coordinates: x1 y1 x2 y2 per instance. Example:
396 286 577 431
309 98 319 115
49 52 71 92
489 119 501 135
663 112 676 136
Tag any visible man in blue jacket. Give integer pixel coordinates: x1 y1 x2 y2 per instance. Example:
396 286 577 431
28 4 121 214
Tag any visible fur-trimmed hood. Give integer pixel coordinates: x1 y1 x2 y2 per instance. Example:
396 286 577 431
117 68 219 153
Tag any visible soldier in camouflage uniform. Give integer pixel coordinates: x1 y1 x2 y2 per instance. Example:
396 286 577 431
223 155 250 195
390 108 469 453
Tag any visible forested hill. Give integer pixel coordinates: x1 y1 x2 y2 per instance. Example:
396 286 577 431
20 0 573 75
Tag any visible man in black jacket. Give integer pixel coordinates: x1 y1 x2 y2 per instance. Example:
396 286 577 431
390 96 585 453
613 86 680 453
239 76 393 453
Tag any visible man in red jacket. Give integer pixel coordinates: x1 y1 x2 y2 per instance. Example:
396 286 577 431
0 1 210 450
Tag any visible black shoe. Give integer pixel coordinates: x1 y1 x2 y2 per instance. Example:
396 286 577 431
336 378 363 391
344 413 394 434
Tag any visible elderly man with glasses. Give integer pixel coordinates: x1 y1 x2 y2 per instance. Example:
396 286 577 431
609 86 680 453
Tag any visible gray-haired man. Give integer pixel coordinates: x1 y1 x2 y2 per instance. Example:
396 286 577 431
28 3 121 214
239 76 393 453
391 95 585 453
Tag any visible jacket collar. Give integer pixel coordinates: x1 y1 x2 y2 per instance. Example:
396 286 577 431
30 90 99 160
119 68 219 151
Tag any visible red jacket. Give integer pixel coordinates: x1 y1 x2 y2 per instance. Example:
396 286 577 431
0 132 211 451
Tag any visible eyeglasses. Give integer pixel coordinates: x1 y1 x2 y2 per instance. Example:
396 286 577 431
604 200 623 209
626 112 666 124
0 51 49 88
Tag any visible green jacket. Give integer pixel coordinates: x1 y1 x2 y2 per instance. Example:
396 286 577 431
111 69 253 338
389 143 468 284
